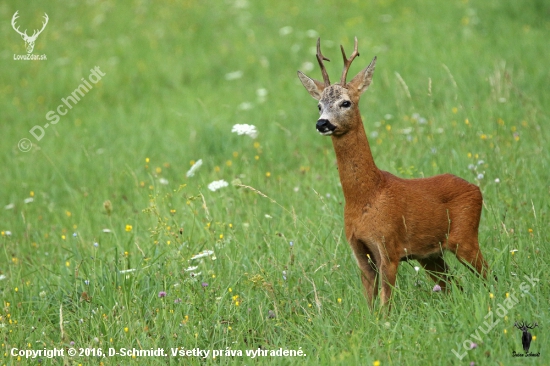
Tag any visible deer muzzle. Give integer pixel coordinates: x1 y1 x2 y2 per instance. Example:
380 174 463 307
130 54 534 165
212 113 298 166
316 119 336 135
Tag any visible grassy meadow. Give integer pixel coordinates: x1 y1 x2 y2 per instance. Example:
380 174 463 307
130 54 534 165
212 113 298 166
1 0 549 364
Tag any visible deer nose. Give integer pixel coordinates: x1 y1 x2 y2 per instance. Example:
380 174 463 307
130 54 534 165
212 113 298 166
316 119 336 134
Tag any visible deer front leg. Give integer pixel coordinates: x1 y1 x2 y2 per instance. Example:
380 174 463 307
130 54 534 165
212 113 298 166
379 260 398 306
351 240 379 308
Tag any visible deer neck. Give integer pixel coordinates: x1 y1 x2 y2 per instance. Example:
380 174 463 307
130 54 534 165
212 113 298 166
331 116 381 210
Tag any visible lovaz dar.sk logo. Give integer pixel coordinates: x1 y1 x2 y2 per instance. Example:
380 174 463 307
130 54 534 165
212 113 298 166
11 10 48 60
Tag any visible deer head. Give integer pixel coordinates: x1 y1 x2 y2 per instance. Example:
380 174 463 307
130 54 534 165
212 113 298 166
11 11 49 54
297 37 376 137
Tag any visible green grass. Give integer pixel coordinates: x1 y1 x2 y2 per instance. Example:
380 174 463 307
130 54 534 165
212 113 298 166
1 0 549 364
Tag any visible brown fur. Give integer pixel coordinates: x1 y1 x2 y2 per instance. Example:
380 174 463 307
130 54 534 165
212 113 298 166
298 38 488 308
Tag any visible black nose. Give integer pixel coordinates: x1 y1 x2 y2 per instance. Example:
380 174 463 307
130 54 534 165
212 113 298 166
316 119 335 134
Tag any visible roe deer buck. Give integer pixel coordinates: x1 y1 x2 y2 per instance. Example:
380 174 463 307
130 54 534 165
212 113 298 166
297 37 488 307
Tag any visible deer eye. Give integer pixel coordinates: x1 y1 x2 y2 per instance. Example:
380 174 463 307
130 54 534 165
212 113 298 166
341 101 351 108
317 104 322 112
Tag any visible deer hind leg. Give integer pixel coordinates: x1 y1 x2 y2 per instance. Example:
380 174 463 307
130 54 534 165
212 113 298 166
447 202 489 279
447 229 488 279
453 240 488 279
350 240 379 308
417 255 451 291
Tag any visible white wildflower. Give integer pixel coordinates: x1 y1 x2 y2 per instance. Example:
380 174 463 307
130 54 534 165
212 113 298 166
231 124 258 138
190 250 214 260
24 197 34 204
384 114 393 120
238 102 253 110
4 203 14 210
279 26 293 36
102 228 112 233
414 266 420 273
225 70 243 81
477 173 484 180
4 231 12 236
477 160 485 165
305 29 318 38
185 266 198 272
208 180 229 192
300 61 314 72
119 269 136 274
232 0 248 9
186 159 203 178
0 275 6 281
256 88 268 103
159 178 169 185
380 14 393 23
494 178 500 183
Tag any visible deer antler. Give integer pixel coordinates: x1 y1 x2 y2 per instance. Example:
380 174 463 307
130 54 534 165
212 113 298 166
514 321 524 329
316 38 331 87
29 13 49 40
11 11 27 37
340 37 360 86
526 322 538 329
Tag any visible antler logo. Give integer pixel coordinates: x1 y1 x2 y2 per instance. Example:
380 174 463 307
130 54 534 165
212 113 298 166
11 11 49 54
514 321 538 353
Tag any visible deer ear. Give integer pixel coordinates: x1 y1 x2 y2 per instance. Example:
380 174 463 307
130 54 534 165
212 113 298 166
347 56 377 96
297 71 325 100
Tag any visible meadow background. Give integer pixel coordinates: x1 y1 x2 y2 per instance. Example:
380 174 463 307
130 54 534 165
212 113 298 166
1 0 549 364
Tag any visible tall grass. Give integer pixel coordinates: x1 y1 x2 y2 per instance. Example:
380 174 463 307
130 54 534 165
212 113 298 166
1 0 549 364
